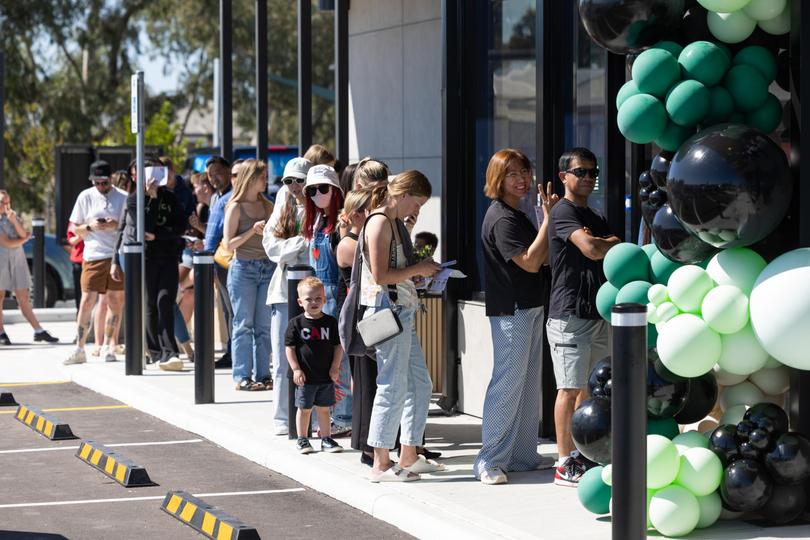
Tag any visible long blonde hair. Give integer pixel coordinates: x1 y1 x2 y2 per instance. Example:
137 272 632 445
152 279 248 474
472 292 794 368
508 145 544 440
228 159 274 216
366 169 431 210
303 144 335 166
353 157 389 189
274 194 301 239
340 189 373 224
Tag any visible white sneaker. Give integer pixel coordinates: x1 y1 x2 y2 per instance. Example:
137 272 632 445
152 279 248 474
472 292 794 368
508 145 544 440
63 349 87 366
273 425 289 436
480 467 508 485
102 346 117 363
158 357 184 371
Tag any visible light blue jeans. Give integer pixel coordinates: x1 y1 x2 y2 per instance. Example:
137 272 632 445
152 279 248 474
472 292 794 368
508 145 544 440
365 303 432 449
270 302 290 430
227 258 275 383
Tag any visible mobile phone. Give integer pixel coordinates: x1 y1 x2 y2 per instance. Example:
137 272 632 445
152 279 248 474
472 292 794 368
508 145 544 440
145 166 169 186
440 260 457 268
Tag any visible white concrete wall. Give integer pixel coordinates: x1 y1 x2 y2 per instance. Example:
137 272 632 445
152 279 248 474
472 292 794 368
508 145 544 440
348 0 443 255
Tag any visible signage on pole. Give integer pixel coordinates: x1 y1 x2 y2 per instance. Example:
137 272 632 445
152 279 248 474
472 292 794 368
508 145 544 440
130 74 139 134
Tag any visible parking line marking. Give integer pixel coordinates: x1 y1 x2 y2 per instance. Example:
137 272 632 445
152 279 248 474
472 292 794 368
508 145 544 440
0 488 305 509
0 381 70 387
0 438 204 454
0 404 131 415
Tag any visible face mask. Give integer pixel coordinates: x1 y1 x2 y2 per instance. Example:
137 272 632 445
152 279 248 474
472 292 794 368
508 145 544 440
312 190 332 209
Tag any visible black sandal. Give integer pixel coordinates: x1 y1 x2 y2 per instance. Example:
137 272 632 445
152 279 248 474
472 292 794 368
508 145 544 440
235 378 261 391
259 377 273 390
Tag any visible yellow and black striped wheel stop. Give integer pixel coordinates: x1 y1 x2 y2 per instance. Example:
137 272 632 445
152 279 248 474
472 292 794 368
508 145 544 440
14 404 77 440
0 392 18 406
75 441 155 487
161 491 260 540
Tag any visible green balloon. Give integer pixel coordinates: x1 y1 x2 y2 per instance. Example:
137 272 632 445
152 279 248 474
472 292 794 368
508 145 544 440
642 242 659 261
758 2 790 35
647 435 681 489
708 10 757 44
604 243 650 287
729 111 745 123
650 486 700 537
733 45 777 82
596 281 620 322
667 265 714 313
704 86 735 125
673 431 710 454
654 41 684 58
647 416 679 440
744 0 786 22
650 250 681 285
616 80 640 110
698 0 752 12
717 323 769 375
705 247 767 295
648 283 669 306
601 464 613 486
701 285 749 334
719 380 764 410
725 64 769 111
618 94 668 144
696 492 722 529
655 120 694 152
675 447 723 496
666 80 710 127
745 93 781 133
632 49 681 98
647 302 660 324
658 314 722 378
616 280 652 305
647 322 658 349
577 466 612 514
678 41 730 87
656 302 680 324
749 365 790 395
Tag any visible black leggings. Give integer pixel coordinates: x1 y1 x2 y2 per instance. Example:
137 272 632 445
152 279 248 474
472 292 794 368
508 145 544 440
144 257 179 362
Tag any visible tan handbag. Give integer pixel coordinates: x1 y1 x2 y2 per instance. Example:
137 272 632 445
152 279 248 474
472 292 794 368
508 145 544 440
213 241 234 269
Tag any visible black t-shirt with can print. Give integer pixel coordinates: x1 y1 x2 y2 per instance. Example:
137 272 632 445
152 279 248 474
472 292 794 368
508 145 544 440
284 313 339 384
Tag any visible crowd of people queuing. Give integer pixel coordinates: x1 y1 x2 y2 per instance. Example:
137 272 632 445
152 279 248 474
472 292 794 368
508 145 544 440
2 139 615 488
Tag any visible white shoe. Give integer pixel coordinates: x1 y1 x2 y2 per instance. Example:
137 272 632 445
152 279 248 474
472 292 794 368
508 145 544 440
158 357 184 371
480 467 508 485
102 346 117 363
273 425 289 436
63 349 87 366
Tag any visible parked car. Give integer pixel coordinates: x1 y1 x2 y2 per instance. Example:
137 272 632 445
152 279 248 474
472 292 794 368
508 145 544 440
12 233 75 308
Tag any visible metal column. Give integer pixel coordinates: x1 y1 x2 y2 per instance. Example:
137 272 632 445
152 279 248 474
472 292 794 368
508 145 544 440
32 218 46 308
0 52 4 189
124 243 144 376
194 252 216 404
298 0 313 151
335 0 349 165
256 0 268 164
220 0 233 161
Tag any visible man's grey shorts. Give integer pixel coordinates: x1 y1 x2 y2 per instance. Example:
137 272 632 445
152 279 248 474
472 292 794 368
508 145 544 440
546 316 610 390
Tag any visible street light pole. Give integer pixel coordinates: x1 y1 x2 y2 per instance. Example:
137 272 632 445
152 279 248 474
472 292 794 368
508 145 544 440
298 0 312 152
256 0 268 165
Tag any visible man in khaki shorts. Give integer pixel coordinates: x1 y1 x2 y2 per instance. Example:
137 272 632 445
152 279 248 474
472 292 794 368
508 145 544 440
64 161 128 365
546 148 620 487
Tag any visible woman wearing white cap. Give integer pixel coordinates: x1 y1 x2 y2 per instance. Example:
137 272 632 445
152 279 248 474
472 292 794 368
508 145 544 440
262 157 312 435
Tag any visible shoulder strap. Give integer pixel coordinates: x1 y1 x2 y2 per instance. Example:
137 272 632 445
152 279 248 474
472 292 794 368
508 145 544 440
360 213 399 303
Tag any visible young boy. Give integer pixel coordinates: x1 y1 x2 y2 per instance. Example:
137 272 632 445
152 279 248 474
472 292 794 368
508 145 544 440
285 277 344 454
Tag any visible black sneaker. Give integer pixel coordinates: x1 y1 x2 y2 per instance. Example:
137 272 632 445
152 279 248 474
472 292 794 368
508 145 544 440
296 438 315 454
320 437 343 453
0 333 10 345
554 456 586 487
34 330 59 343
215 352 232 369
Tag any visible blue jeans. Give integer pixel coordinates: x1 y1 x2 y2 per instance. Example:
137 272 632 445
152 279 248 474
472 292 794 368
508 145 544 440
365 304 432 449
174 304 190 344
227 258 275 383
270 302 290 430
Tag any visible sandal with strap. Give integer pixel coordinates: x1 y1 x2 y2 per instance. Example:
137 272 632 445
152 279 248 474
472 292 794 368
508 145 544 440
235 378 262 391
369 464 420 483
403 455 445 473
259 377 273 390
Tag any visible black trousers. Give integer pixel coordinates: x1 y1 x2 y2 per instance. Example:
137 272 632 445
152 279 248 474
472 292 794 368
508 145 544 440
351 354 377 453
215 263 233 355
144 257 180 362
72 262 82 311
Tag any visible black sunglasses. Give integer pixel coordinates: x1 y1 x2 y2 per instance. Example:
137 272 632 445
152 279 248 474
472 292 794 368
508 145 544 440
306 184 332 197
566 167 599 179
283 177 307 186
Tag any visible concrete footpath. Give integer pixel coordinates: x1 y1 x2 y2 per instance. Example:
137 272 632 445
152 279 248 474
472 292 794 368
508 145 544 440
1 319 808 539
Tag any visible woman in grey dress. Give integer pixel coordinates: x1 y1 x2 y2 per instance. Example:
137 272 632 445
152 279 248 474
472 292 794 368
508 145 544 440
0 190 59 345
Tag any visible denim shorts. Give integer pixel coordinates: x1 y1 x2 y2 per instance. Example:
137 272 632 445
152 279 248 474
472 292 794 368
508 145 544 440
294 382 336 409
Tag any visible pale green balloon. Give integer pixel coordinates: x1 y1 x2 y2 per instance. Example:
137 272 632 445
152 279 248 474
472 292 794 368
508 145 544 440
675 447 723 496
713 363 749 386
649 485 700 537
719 380 765 411
658 314 722 378
667 265 714 313
720 404 749 425
748 365 791 395
656 302 679 323
601 464 613 486
758 2 790 35
764 356 782 369
708 10 757 44
696 492 723 529
701 285 749 334
706 247 767 295
648 284 669 306
673 431 710 455
718 323 769 375
647 303 660 324
647 435 681 490
744 0 786 21
698 0 752 12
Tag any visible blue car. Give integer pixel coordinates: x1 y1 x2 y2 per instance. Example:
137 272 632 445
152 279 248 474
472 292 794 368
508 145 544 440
18 233 75 307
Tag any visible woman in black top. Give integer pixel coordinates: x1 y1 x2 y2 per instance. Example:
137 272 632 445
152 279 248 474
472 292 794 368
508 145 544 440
474 148 559 485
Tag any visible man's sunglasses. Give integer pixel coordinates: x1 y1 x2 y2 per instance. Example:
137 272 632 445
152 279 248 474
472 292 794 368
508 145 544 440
566 167 599 179
283 177 306 185
305 184 332 197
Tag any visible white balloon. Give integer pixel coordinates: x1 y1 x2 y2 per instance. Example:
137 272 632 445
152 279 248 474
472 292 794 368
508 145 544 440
719 381 765 411
719 404 748 425
717 324 769 375
749 365 791 395
713 364 748 386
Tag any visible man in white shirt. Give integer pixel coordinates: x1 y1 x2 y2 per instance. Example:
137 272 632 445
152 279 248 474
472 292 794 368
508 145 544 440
64 161 128 365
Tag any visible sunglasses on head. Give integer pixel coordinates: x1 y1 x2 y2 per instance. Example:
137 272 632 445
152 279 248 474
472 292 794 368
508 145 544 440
283 177 306 185
305 184 332 197
566 167 599 179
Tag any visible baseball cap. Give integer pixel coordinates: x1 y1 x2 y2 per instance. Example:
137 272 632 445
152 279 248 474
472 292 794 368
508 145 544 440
306 164 343 194
283 157 312 181
89 160 112 179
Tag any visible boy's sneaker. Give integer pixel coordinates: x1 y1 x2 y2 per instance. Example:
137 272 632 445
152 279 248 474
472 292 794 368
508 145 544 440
33 330 59 343
554 456 587 487
296 438 315 454
320 437 343 453
63 349 87 366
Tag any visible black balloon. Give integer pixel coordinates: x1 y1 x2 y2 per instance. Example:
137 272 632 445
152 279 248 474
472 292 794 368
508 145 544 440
641 196 658 228
571 397 612 465
764 433 810 485
721 459 774 512
736 420 756 443
762 483 807 525
710 425 741 467
744 403 789 437
647 354 688 419
651 204 718 265
639 170 653 190
649 151 673 190
748 429 772 452
739 441 761 461
667 124 793 249
578 0 685 55
639 186 652 202
648 189 667 209
776 49 790 93
671 368 717 426
588 357 612 397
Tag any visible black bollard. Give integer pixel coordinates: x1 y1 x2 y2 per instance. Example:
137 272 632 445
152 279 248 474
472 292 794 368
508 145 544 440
286 264 315 439
123 243 143 376
611 302 648 540
32 218 45 308
193 251 215 404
